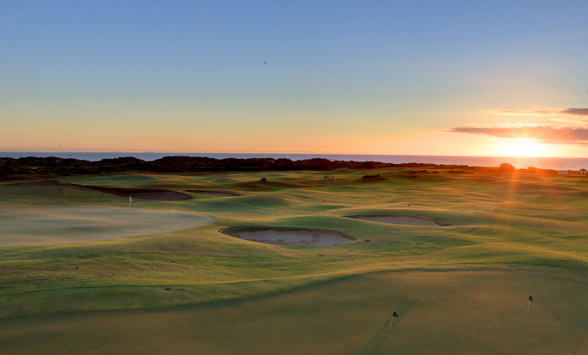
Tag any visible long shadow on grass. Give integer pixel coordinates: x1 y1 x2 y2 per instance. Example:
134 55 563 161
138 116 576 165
358 299 416 354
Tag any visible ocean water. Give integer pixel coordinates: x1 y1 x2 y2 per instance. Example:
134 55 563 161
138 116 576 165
1 152 587 170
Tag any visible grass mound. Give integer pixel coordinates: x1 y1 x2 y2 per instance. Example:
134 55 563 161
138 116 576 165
346 214 444 226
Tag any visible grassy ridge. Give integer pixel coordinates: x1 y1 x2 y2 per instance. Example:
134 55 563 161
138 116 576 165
1 168 588 318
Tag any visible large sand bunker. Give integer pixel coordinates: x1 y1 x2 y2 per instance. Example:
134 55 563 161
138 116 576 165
0 207 214 248
81 186 192 201
221 227 356 246
348 215 443 226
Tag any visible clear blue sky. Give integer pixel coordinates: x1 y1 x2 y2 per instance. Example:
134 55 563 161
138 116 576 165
2 1 587 156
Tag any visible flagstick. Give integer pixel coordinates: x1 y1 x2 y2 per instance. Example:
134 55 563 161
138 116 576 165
388 316 394 333
526 300 530 315
129 196 132 211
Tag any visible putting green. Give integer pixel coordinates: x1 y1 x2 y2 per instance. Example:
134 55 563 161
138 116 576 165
0 270 586 354
0 207 214 248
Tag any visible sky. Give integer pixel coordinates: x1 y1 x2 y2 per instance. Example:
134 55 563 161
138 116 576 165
1 0 588 157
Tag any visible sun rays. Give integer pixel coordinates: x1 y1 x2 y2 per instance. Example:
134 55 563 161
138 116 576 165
500 138 548 157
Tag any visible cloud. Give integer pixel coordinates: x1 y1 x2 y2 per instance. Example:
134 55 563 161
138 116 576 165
485 110 556 116
448 125 588 144
453 108 588 144
485 108 588 117
561 108 588 116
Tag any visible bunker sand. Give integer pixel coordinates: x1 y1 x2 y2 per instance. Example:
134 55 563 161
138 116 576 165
0 207 214 248
81 186 192 201
221 227 356 246
1 270 586 354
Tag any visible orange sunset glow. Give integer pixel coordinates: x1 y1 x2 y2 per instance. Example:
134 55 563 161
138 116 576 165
499 139 548 158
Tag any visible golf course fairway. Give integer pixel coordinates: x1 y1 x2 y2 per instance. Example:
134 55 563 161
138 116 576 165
1 168 588 353
1 270 586 354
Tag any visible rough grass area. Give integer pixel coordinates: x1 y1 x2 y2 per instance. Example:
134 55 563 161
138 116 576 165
1 168 588 352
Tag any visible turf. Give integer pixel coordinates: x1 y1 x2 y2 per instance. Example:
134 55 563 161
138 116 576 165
0 207 213 247
1 270 586 355
1 168 588 352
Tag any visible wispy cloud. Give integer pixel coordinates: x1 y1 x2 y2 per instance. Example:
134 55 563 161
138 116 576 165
451 108 588 144
485 110 556 116
485 108 588 117
560 108 588 116
449 125 588 144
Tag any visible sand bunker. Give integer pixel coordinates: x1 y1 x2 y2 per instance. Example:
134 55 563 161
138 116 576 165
221 227 356 246
186 190 238 197
81 186 192 201
0 207 214 248
348 215 442 226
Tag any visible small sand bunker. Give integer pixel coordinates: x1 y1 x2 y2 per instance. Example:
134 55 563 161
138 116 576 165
221 227 356 247
186 190 238 197
83 186 192 201
348 215 442 227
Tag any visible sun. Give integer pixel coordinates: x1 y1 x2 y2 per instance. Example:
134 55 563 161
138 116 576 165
501 138 547 157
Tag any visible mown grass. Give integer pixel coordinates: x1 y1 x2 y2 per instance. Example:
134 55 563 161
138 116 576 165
2 270 587 355
1 168 588 320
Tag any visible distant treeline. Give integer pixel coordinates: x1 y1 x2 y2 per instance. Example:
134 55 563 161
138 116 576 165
0 156 557 178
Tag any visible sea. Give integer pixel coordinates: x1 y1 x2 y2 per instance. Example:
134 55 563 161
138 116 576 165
2 152 588 170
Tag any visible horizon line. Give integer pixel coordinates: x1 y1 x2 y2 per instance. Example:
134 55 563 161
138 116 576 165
2 151 588 160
